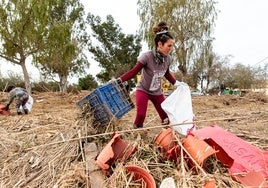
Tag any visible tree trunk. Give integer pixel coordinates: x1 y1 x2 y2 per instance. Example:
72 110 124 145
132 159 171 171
206 77 210 94
178 44 188 82
178 62 187 82
59 75 68 92
21 61 32 94
200 77 204 92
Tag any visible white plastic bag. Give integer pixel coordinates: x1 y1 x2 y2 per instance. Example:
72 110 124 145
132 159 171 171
20 95 34 112
161 85 195 135
160 177 176 188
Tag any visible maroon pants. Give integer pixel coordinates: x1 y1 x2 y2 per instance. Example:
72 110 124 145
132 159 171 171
134 89 168 127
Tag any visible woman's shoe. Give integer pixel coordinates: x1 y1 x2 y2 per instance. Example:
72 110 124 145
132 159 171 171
133 124 143 129
23 108 29 114
161 118 170 125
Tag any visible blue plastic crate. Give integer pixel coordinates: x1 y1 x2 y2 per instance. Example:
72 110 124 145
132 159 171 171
77 90 102 108
77 81 134 124
77 90 112 125
96 81 133 118
91 104 112 125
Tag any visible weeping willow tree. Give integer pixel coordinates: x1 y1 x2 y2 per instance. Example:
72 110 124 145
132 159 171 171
137 0 218 82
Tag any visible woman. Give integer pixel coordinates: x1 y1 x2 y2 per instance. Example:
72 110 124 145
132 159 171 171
5 85 29 115
118 21 186 128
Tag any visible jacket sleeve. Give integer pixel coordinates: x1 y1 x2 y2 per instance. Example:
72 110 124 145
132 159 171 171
120 61 144 82
164 69 176 85
7 90 16 105
22 88 28 93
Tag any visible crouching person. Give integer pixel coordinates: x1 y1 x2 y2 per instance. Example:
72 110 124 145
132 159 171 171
5 85 29 115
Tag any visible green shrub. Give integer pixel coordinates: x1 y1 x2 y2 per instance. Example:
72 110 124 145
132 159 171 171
67 84 81 94
78 74 98 90
0 73 25 91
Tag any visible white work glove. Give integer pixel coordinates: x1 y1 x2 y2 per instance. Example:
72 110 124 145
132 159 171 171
174 80 188 87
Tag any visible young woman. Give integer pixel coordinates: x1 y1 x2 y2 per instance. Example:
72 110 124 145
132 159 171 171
118 21 186 128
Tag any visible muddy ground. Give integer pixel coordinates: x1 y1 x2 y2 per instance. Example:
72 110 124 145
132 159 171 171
0 90 267 187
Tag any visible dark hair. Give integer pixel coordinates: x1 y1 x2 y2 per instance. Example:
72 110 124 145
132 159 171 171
153 21 174 47
6 85 15 92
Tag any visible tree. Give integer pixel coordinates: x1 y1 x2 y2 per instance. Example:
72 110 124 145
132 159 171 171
188 53 231 93
137 0 217 81
0 0 89 93
78 74 98 90
253 63 267 90
230 63 255 89
0 0 51 93
33 0 89 92
193 40 218 93
86 14 142 84
188 40 213 90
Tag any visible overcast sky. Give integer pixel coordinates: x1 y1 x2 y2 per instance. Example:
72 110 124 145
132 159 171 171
81 0 268 79
213 1 268 67
83 0 268 66
1 0 267 82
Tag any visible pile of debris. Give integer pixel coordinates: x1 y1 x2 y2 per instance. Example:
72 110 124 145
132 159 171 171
76 82 268 187
84 122 268 187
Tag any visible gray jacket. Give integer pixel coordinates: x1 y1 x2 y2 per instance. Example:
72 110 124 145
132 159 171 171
7 87 28 105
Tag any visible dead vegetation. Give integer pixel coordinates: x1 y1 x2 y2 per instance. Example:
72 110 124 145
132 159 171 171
0 91 267 187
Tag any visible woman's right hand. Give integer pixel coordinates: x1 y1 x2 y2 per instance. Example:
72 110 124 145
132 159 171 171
5 104 10 111
174 80 188 87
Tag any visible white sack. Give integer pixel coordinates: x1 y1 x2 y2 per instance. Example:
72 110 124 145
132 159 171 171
161 85 195 136
20 95 34 112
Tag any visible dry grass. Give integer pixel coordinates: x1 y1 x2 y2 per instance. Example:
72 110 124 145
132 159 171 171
0 91 267 187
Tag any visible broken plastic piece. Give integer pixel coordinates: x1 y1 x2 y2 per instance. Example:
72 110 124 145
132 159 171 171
194 125 268 179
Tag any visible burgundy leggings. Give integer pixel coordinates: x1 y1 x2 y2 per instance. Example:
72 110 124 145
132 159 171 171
134 89 168 127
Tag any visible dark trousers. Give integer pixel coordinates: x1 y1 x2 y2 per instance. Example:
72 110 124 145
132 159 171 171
15 93 29 112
